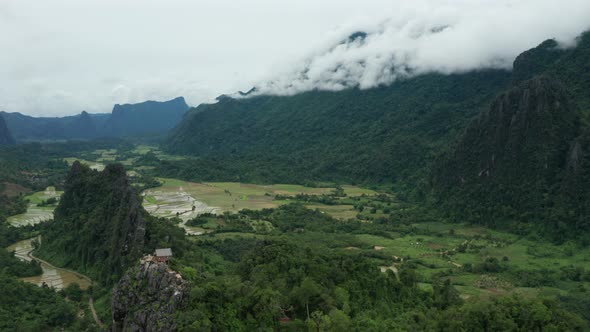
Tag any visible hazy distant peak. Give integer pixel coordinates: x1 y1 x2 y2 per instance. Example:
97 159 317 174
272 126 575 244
113 96 188 111
0 114 16 145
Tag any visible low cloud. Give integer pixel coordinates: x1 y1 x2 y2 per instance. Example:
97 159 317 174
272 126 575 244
254 0 590 96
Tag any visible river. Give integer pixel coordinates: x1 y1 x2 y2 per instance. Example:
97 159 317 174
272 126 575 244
6 237 92 290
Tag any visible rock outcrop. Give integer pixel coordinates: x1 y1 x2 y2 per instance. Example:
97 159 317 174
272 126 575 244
37 162 147 284
112 260 189 332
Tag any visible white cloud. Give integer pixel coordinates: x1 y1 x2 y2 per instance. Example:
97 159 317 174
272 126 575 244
254 0 590 96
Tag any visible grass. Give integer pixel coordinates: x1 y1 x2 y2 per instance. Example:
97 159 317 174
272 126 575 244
148 178 376 216
342 221 590 301
341 185 378 196
306 204 357 220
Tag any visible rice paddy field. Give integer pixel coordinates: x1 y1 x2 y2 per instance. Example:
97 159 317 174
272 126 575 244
8 187 62 227
63 157 105 171
142 178 377 219
7 237 92 290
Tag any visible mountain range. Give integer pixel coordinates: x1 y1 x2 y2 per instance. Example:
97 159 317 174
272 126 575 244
1 96 189 141
164 31 590 240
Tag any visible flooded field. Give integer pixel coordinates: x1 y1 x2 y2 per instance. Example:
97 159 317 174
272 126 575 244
7 187 62 227
6 237 92 290
63 157 105 171
143 187 219 235
144 178 377 218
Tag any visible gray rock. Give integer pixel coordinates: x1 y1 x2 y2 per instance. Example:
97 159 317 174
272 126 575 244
112 260 189 332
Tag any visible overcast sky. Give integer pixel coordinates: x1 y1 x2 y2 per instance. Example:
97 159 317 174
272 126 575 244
1 0 590 117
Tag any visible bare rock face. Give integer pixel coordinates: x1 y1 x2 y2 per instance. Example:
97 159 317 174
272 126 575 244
112 261 189 332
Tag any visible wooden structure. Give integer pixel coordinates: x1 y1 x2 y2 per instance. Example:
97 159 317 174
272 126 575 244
154 248 173 264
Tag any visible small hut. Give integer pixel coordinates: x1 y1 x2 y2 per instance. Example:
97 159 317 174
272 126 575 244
154 248 173 264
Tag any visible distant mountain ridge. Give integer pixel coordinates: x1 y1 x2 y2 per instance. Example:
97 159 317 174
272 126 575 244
0 114 15 145
1 97 189 142
104 97 189 136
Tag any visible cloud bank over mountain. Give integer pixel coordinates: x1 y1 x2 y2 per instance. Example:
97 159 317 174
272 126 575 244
254 0 590 96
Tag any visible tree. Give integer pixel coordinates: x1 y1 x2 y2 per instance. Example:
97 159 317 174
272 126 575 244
433 279 462 309
292 278 322 320
63 283 83 302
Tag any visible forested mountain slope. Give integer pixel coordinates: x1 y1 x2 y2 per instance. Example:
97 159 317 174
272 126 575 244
433 31 590 241
165 31 590 240
166 71 511 187
0 114 15 145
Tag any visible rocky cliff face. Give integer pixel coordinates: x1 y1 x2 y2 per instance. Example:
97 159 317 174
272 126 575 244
0 114 15 145
112 260 189 332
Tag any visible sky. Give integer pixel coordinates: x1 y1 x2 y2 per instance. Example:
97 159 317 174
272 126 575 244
1 0 590 117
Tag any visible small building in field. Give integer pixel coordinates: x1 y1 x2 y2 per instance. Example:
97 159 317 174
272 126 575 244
154 248 173 263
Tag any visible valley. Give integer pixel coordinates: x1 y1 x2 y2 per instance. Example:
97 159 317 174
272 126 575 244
1 24 590 331
80 144 590 302
2 139 590 330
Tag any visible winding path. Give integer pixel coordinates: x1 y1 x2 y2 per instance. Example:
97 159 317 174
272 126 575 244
89 297 105 329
